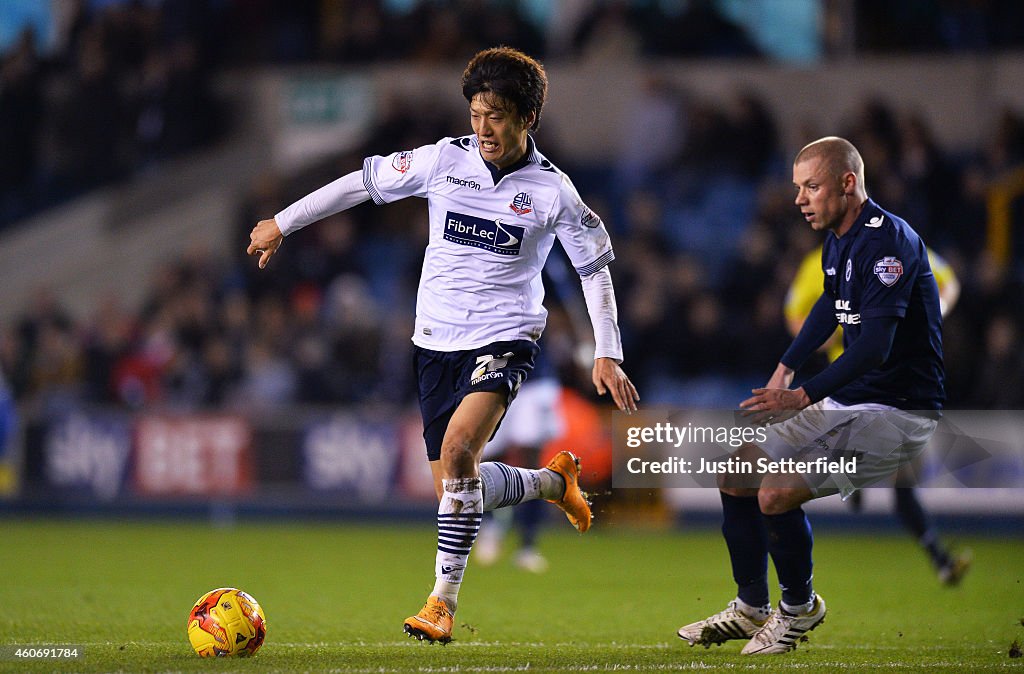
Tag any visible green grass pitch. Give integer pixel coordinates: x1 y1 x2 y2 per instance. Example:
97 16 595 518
0 517 1021 672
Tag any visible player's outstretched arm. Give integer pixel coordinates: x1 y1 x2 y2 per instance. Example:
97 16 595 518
593 357 639 414
247 218 284 269
247 170 372 270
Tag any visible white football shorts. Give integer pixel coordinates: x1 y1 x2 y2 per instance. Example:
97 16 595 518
757 397 938 499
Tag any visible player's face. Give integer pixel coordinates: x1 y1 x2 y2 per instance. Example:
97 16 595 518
793 156 851 234
470 93 533 169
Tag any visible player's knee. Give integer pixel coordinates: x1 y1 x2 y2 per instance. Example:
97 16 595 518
440 433 478 477
719 484 758 498
717 466 761 494
757 488 802 515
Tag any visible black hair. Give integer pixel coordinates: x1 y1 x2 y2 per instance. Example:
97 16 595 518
461 46 547 131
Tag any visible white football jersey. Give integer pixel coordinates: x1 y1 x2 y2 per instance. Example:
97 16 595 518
362 135 614 352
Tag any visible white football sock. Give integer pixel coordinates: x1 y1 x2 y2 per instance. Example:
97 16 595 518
479 461 562 511
780 593 817 616
736 597 773 621
431 478 483 612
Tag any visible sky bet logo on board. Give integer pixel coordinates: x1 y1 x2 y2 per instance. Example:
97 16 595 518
444 211 524 256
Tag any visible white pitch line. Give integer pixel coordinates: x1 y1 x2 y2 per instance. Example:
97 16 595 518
270 659 1015 671
266 641 1004 653
9 643 1017 673
46 640 1010 654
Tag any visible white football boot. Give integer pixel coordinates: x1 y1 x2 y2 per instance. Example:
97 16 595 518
741 595 826 655
677 599 771 648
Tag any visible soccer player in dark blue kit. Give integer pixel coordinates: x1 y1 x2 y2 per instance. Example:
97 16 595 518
677 137 945 654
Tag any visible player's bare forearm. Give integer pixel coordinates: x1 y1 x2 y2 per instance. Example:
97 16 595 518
764 362 795 391
247 218 284 269
592 357 639 414
738 363 808 421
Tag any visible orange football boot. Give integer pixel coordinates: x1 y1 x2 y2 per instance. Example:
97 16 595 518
403 595 454 644
544 451 592 533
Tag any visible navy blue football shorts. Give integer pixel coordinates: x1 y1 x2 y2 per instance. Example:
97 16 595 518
414 339 540 461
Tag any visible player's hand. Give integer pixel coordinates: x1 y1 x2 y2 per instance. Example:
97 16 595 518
739 387 810 424
593 357 639 414
247 218 284 269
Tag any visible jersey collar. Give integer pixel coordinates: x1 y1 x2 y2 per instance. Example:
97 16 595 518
481 135 536 186
842 197 881 238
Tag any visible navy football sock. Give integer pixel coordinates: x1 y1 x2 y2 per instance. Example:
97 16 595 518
894 487 951 568
894 487 929 538
764 506 814 608
719 492 770 608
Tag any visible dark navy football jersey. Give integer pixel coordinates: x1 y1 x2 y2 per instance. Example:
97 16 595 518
820 199 945 409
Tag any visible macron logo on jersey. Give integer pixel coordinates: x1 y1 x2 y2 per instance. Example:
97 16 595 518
446 175 481 190
444 212 524 256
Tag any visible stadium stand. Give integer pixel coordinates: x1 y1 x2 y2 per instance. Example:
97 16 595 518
2 1 1023 513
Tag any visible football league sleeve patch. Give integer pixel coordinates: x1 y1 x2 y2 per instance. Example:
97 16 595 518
857 237 915 320
362 139 445 205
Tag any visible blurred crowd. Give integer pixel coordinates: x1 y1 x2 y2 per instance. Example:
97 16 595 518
2 0 1024 421
6 0 1024 228
0 0 224 227
4 88 1024 419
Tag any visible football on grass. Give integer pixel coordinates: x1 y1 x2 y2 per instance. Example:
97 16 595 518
187 588 266 657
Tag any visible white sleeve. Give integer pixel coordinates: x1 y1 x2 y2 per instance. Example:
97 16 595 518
552 174 615 276
580 266 624 363
274 171 370 236
362 139 445 205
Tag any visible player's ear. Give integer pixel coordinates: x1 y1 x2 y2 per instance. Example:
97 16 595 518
842 171 856 195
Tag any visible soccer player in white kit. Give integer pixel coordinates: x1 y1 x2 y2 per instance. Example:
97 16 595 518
248 47 639 644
